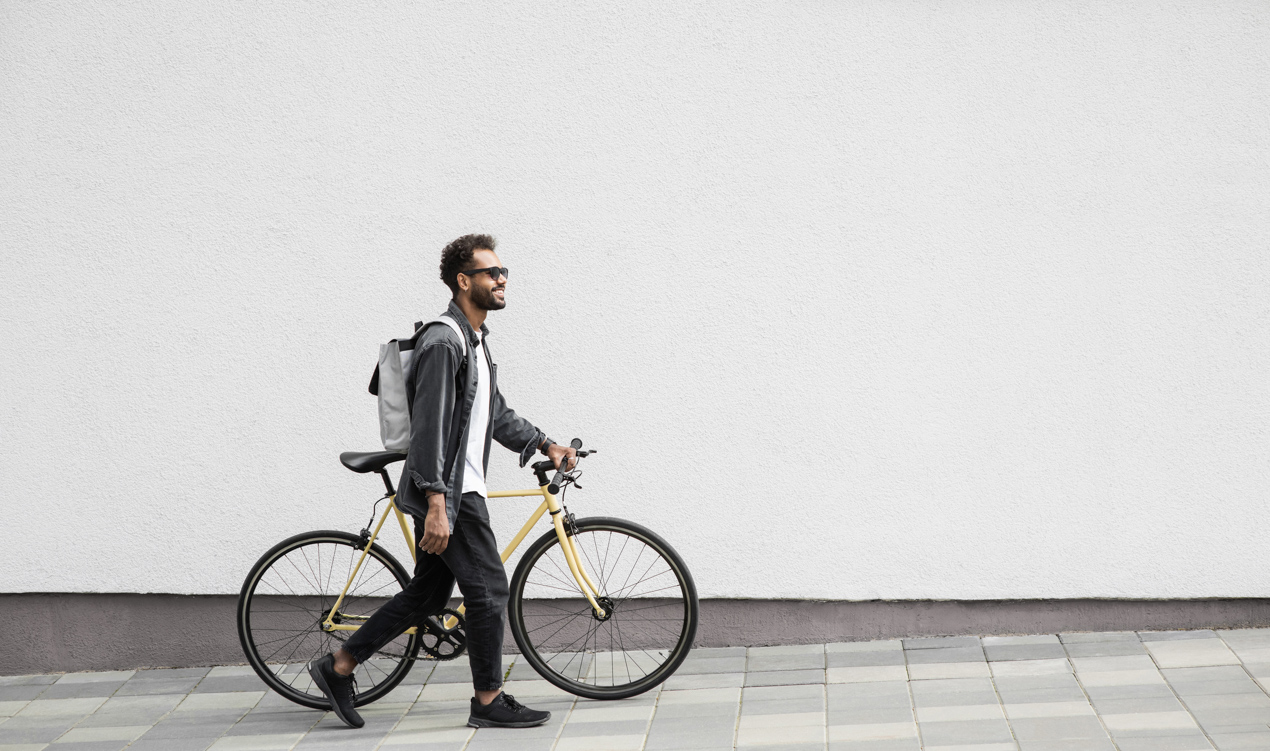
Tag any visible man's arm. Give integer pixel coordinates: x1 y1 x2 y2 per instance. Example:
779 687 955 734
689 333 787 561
407 339 461 501
491 388 577 471
409 337 464 555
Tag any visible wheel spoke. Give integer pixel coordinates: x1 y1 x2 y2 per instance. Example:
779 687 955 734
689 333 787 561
240 535 419 709
512 522 696 698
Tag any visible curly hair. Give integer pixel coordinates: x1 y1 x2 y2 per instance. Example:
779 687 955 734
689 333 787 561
439 233 497 296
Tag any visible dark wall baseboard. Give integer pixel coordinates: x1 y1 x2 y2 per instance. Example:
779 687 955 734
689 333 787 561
5 593 1270 676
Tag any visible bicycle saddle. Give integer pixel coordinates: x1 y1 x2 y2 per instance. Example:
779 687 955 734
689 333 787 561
339 450 407 474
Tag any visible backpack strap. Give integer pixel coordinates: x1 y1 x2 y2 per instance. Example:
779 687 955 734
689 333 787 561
425 316 468 358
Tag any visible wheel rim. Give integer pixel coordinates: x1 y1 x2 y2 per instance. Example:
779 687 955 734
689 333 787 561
241 536 419 705
514 523 694 694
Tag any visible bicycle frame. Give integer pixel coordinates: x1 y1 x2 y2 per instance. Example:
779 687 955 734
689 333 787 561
321 484 605 636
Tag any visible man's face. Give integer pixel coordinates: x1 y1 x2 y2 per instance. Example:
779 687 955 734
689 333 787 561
459 249 507 311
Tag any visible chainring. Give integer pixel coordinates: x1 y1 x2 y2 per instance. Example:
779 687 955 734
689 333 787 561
419 607 467 661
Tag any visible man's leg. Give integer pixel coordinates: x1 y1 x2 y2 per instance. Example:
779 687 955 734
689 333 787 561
444 492 551 728
338 518 456 667
310 516 455 728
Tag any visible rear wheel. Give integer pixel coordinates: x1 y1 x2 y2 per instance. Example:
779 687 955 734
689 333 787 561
508 517 698 699
237 530 421 708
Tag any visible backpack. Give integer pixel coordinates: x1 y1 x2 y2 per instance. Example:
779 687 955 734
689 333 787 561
368 316 467 452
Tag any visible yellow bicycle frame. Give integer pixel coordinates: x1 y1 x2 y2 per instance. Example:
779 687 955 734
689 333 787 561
321 484 604 635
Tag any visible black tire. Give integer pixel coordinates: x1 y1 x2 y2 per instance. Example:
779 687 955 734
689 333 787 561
237 530 421 709
508 517 698 699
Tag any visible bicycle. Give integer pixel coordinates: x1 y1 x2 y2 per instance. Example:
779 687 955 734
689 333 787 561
236 439 699 708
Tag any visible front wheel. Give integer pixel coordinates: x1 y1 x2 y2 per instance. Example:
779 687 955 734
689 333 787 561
508 517 698 699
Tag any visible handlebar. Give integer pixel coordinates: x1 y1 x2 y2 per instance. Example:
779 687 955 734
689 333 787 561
531 438 592 493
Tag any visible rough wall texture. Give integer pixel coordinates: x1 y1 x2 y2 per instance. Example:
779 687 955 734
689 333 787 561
2 3 1268 599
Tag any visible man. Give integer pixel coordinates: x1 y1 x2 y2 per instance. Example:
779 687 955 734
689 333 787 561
308 234 577 729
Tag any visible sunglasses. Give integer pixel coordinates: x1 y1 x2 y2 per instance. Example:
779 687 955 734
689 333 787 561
460 266 509 281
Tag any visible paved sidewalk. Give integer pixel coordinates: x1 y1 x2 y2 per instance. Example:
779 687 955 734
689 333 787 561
2 628 1269 751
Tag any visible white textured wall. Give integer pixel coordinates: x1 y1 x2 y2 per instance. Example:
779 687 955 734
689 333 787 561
3 2 1268 599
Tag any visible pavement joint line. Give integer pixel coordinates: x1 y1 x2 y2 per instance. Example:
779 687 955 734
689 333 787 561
978 635 1022 751
903 646 926 751
634 681 662 751
731 648 749 751
1063 632 1127 751
1148 632 1220 751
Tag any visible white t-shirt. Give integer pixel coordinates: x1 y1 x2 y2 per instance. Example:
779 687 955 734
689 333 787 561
461 332 491 498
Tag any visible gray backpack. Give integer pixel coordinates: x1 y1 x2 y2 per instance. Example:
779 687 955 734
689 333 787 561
368 317 467 452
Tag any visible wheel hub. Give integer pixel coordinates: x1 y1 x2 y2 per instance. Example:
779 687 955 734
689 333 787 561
592 596 615 622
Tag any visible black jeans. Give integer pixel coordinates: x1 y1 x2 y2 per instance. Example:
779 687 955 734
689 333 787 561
342 492 509 691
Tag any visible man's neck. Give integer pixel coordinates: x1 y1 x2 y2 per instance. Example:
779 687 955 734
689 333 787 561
454 296 486 333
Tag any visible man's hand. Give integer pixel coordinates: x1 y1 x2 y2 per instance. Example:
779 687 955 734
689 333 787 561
419 493 450 555
545 442 578 472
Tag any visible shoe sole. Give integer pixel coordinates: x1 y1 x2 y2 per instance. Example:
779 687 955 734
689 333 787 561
466 714 551 729
307 660 365 729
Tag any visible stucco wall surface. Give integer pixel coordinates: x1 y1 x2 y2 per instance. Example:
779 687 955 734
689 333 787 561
2 1 1268 600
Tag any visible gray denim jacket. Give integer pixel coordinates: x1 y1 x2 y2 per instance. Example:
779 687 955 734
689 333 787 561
395 300 547 528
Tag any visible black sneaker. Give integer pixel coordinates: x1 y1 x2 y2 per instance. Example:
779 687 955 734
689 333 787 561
467 692 551 728
308 653 364 728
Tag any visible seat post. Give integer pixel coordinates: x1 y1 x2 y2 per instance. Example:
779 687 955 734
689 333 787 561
376 470 395 496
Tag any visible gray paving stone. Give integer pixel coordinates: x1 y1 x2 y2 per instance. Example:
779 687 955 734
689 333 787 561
1008 715 1109 740
645 715 737 745
46 740 132 751
986 643 1069 661
189 674 269 693
660 671 744 690
1086 695 1185 714
916 718 1015 745
37 679 128 699
746 650 825 672
828 740 921 751
997 685 1090 704
653 702 739 722
1017 740 1118 751
674 656 748 675
909 678 999 708
744 669 824 687
826 705 914 725
116 677 207 696
465 736 558 751
903 636 981 650
1112 734 1216 750
1062 641 1148 658
223 707 319 735
1059 632 1140 644
127 739 218 751
0 716 78 743
424 659 475 684
558 717 648 737
688 647 748 658
1189 705 1270 733
994 674 1083 692
741 697 826 716
1211 730 1270 750
904 647 985 664
76 693 186 726
743 684 825 702
827 650 907 668
0 674 60 687
1139 630 1219 642
1082 683 1177 701
0 684 51 701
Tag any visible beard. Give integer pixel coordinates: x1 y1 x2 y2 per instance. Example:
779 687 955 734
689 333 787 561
472 284 506 311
